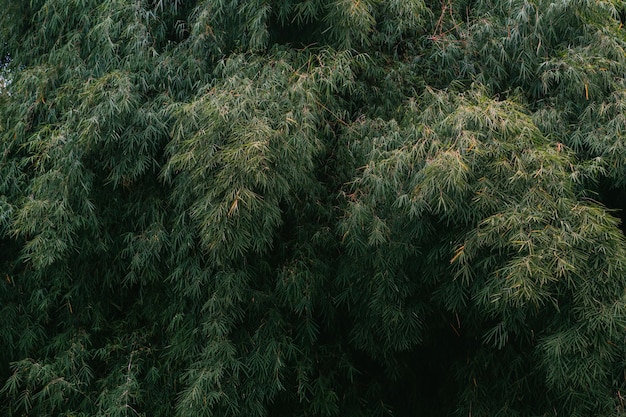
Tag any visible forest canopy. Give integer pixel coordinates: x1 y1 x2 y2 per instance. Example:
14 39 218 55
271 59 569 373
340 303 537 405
1 1 626 416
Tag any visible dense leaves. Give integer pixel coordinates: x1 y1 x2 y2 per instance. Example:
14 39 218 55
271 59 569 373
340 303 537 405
1 0 626 416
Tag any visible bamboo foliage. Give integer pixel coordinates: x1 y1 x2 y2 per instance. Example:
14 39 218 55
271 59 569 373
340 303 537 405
0 0 625 416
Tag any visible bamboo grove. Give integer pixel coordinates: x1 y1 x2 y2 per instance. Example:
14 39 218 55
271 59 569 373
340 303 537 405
1 0 626 416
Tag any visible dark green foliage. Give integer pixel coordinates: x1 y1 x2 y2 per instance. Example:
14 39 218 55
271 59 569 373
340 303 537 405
0 1 625 416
